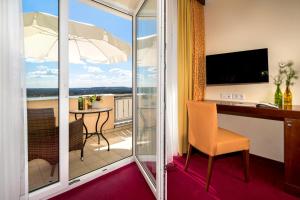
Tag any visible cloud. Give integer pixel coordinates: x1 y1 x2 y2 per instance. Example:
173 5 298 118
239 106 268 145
147 73 157 79
77 73 105 80
78 66 105 80
27 66 58 78
109 68 132 78
147 67 157 73
84 59 108 64
84 66 103 75
137 74 145 80
70 67 132 88
25 58 45 63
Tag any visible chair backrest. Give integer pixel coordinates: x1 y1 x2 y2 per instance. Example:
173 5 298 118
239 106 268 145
27 108 55 133
27 108 58 164
187 101 218 156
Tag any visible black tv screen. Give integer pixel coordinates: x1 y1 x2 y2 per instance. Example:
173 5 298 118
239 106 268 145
206 48 269 85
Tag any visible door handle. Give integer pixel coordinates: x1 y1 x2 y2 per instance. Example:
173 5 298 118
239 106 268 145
286 122 292 127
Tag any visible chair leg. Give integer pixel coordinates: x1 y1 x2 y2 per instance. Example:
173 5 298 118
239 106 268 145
80 148 84 161
206 156 214 191
50 165 56 177
243 150 250 182
184 144 192 171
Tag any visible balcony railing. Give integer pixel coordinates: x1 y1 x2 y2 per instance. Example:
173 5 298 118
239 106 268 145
114 94 133 125
27 93 133 129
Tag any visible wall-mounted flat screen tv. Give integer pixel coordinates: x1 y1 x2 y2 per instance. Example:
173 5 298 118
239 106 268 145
206 48 269 85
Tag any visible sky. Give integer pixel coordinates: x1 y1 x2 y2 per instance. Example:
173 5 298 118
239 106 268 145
23 0 157 88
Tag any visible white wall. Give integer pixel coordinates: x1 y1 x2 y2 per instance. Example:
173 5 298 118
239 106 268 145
204 0 300 162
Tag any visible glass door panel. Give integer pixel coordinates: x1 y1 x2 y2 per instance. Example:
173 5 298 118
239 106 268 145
68 0 133 180
135 0 158 183
23 0 59 192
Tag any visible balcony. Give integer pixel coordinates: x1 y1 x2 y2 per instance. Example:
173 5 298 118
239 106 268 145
27 94 133 191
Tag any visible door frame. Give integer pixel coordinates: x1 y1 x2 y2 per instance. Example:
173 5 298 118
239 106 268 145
24 0 166 199
25 1 135 199
133 0 166 199
26 0 70 199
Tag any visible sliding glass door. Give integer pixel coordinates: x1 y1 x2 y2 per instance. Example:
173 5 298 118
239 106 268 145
24 1 134 199
23 0 165 199
134 0 165 199
23 0 60 192
136 0 158 183
67 0 133 182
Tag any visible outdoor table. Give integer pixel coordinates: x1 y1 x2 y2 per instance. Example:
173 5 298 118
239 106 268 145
69 107 112 151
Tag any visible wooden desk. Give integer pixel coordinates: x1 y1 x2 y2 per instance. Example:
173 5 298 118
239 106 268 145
207 101 300 195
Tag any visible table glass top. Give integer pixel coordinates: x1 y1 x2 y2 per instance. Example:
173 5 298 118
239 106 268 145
69 107 112 114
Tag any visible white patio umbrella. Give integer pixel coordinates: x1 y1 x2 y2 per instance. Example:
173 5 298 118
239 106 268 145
24 12 131 64
137 34 157 67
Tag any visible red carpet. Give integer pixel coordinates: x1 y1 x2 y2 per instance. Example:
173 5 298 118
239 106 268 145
169 153 300 200
51 154 300 200
51 163 155 200
167 162 219 200
145 161 156 178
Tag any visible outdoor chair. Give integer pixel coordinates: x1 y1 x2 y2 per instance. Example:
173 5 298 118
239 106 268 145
27 108 84 177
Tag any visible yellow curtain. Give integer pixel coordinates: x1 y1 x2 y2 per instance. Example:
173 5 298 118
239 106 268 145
191 0 206 101
178 0 206 155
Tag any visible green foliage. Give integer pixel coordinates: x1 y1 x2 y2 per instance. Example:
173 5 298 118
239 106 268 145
279 61 299 86
86 95 96 103
86 95 102 102
272 64 285 86
273 73 284 86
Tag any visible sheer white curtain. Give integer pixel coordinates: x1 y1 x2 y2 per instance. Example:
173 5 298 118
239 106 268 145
165 0 178 164
0 0 26 199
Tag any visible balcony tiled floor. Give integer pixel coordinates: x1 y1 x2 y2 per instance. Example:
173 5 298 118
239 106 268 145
29 124 132 192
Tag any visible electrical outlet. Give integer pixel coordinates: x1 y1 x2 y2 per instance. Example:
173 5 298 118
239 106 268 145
232 93 239 100
238 94 245 100
220 93 232 100
232 93 245 100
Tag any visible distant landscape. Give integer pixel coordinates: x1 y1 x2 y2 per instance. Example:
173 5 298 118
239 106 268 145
27 87 157 98
27 87 132 98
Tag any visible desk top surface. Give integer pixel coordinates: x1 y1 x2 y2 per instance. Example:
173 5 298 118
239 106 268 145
205 100 300 120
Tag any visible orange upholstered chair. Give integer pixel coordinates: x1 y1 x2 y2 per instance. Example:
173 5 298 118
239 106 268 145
185 101 250 191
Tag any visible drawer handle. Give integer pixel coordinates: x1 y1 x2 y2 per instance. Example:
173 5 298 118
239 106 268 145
287 123 292 127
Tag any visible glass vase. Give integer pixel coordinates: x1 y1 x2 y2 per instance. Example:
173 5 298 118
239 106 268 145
78 96 85 110
284 85 292 108
87 102 92 109
274 85 283 108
